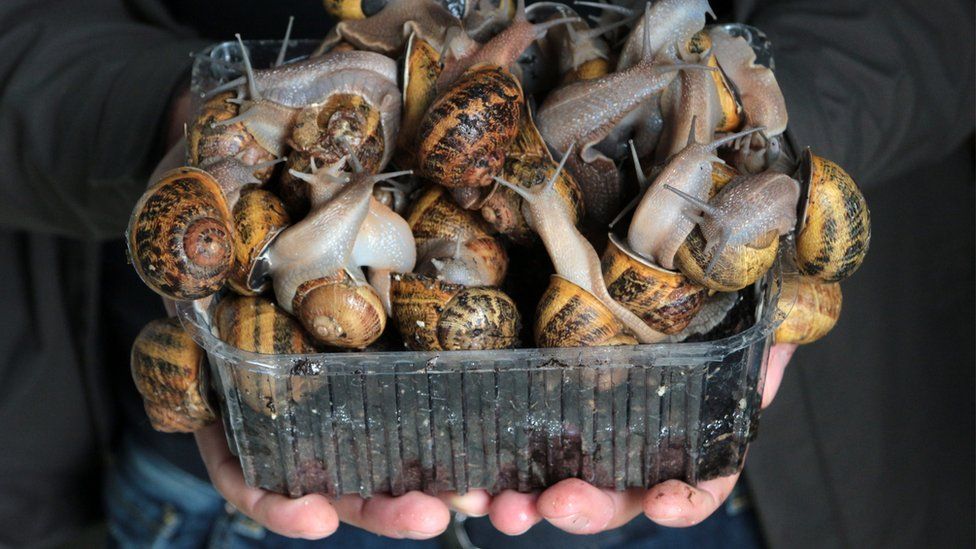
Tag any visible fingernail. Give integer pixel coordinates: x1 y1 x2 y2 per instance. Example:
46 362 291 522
551 513 590 532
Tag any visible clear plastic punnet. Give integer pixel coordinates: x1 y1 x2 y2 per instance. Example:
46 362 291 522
179 29 798 498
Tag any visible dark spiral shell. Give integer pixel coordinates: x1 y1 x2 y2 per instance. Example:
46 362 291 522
416 65 523 188
534 275 638 348
674 226 778 292
796 149 871 282
130 318 216 432
127 167 234 300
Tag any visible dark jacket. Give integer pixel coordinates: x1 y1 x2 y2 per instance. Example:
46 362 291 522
0 0 972 546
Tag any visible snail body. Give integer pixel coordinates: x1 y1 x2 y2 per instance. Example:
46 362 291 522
322 0 473 55
127 167 235 300
390 273 520 350
131 318 216 433
795 149 871 282
627 126 765 270
774 276 842 344
535 11 713 222
494 147 666 344
613 0 714 70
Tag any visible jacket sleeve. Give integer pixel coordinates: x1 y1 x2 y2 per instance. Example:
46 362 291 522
0 0 209 239
739 0 975 187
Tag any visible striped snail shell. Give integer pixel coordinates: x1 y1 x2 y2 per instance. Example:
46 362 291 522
214 295 319 416
227 188 290 296
130 318 216 433
417 64 524 189
674 225 778 292
292 270 388 349
127 167 235 300
535 275 638 348
602 234 708 335
396 32 443 170
187 91 277 180
795 149 871 282
774 276 842 344
390 273 520 350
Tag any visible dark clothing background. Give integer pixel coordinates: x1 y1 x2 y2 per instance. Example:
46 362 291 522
0 0 972 547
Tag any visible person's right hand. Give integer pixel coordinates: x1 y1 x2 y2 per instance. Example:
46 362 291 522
195 422 496 539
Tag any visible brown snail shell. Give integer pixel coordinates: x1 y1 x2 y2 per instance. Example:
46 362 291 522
602 234 707 335
535 275 638 348
417 64 523 188
127 167 235 300
214 295 319 416
710 160 739 193
396 33 443 169
292 270 387 349
774 276 842 344
288 93 387 173
227 189 290 296
562 58 611 85
674 226 778 292
390 273 520 350
796 149 871 282
187 92 276 180
480 105 585 242
131 318 216 433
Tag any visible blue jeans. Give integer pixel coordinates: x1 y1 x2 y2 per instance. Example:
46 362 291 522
103 436 436 548
105 436 764 548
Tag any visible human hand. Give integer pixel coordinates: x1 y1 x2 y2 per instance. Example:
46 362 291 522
481 343 799 535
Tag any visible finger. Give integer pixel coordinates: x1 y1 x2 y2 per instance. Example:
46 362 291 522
488 490 542 535
536 478 644 534
194 423 339 539
643 473 739 527
332 491 451 540
437 489 492 517
762 343 798 408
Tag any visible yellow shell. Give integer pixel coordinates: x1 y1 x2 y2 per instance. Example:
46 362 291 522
709 56 743 133
602 234 707 334
796 149 871 282
127 167 234 300
323 0 368 20
480 106 585 242
774 276 842 344
130 318 216 433
535 275 638 348
710 161 739 194
390 273 520 350
396 33 443 169
288 93 386 173
674 226 778 292
408 185 496 243
292 271 387 349
227 189 290 296
214 295 319 416
561 58 610 85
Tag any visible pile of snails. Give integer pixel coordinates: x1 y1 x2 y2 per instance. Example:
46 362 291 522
128 0 870 431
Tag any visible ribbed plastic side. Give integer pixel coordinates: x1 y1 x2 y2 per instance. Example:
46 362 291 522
211 348 764 497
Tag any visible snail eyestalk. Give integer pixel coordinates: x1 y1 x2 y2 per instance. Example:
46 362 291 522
275 16 295 67
235 34 262 102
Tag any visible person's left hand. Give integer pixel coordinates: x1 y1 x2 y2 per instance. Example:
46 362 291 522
459 343 798 535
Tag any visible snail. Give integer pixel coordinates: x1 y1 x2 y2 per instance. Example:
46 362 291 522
131 318 216 433
390 273 520 350
464 0 516 41
494 146 667 345
212 38 401 166
320 0 474 55
407 185 509 286
598 0 714 71
534 7 715 222
774 276 842 344
214 295 320 416
415 0 577 191
601 233 708 335
323 0 473 20
127 167 236 300
669 171 800 291
396 32 443 170
265 164 415 348
795 149 871 282
187 91 277 178
480 102 585 243
708 27 788 173
627 124 766 270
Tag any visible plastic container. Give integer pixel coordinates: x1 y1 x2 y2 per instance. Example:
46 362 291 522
179 29 798 498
